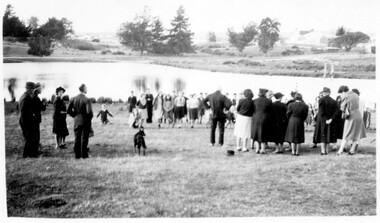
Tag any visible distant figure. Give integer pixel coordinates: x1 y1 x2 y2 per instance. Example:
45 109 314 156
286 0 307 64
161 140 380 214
31 82 47 150
336 86 366 155
137 93 148 128
145 89 154 123
312 87 339 155
153 91 164 128
97 104 113 124
19 82 39 158
272 92 287 154
52 86 69 149
203 88 232 147
363 107 371 129
284 93 309 156
67 84 93 159
197 93 205 124
163 94 174 127
251 88 273 154
187 93 199 128
127 91 137 113
173 92 186 128
234 89 254 152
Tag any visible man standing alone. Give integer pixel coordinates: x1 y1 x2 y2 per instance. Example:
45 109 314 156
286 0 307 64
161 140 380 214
127 91 137 113
19 82 39 158
203 88 232 146
145 88 154 123
67 84 93 159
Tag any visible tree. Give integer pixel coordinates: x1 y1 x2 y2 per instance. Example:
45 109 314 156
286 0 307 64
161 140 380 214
227 22 258 52
257 17 280 54
208 32 216 42
332 32 370 52
3 4 31 40
27 31 54 56
117 7 153 55
39 17 73 40
151 18 168 54
336 26 346 36
28 16 39 30
167 6 194 54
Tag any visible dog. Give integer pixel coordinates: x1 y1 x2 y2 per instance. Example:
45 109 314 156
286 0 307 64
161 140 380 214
134 127 147 156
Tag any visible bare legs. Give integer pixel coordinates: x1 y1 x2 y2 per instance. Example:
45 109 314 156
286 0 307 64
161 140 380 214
321 143 329 155
291 143 300 155
337 139 359 155
55 135 67 149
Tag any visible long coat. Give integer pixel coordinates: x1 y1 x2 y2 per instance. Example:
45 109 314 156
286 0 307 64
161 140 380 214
251 96 273 142
52 96 69 137
333 95 345 139
313 95 339 143
203 90 232 119
67 93 93 127
285 101 309 143
272 101 288 144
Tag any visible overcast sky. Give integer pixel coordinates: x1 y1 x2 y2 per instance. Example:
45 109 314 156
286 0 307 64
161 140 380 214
2 0 378 35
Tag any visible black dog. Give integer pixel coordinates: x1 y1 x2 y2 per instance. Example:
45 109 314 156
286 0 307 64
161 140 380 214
134 128 147 155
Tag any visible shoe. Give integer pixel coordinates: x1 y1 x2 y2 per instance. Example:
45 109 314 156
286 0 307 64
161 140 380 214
310 145 317 148
209 143 214 147
274 150 283 154
256 150 260 154
320 153 325 156
295 154 299 156
237 147 242 151
178 125 181 128
260 151 267 154
191 125 194 128
348 152 355 155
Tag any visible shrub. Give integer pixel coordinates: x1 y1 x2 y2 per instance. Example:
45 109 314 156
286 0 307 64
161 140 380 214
97 97 113 104
92 38 100 42
101 50 112 55
223 61 236 65
89 97 96 103
112 51 125 55
27 35 53 56
62 39 99 51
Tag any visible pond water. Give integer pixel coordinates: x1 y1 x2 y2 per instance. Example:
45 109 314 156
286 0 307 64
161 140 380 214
2 62 377 108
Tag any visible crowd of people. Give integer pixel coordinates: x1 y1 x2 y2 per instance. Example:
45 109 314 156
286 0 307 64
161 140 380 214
17 81 370 159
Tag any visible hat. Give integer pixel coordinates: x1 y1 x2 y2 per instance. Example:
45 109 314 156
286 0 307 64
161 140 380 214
226 150 235 156
25 82 35 89
274 92 284 99
352 88 360 95
55 86 66 94
294 93 303 100
79 84 86 92
338 85 349 93
322 87 331 93
259 88 268 96
34 82 42 90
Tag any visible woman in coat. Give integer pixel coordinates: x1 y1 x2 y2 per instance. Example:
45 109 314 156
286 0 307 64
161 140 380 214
52 86 69 149
312 87 339 155
251 88 273 154
137 93 148 128
284 93 309 156
336 86 366 155
153 91 164 128
271 92 287 153
234 89 254 152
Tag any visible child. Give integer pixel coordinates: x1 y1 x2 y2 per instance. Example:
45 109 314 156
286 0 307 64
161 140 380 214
129 107 140 128
97 104 113 124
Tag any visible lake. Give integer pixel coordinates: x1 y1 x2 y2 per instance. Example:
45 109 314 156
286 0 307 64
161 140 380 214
2 62 377 108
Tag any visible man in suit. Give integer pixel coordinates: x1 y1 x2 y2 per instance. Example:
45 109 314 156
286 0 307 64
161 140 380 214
19 82 39 158
127 91 137 113
31 82 46 150
67 84 93 159
145 88 154 123
203 88 232 146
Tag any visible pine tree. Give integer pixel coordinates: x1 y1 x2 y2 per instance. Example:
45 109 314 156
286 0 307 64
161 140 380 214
167 6 194 54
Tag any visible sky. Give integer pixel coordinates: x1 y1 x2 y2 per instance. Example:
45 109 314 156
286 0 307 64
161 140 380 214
2 0 379 36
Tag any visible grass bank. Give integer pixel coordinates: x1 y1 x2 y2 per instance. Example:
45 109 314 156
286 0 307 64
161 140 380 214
5 103 376 217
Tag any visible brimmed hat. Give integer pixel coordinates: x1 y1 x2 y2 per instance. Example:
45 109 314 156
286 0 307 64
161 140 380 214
274 92 284 99
338 85 349 93
352 88 360 95
322 87 331 93
34 82 42 89
25 82 35 89
56 86 66 94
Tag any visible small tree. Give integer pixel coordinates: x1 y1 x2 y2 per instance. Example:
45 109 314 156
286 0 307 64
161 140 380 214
258 17 280 54
332 31 370 52
227 22 258 53
3 4 31 40
208 32 216 42
39 17 73 41
28 16 39 30
336 26 346 36
151 18 168 54
167 6 194 54
27 30 54 56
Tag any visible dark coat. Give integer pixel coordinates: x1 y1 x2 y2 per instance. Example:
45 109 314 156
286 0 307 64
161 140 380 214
285 101 309 143
251 96 273 142
313 95 339 143
67 93 93 127
272 101 288 144
237 98 254 117
52 97 69 136
31 94 46 124
19 91 37 127
203 90 232 119
127 96 137 112
333 95 345 139
146 94 154 106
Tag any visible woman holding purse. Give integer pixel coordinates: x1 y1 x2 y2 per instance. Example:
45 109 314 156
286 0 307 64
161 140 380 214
336 86 366 155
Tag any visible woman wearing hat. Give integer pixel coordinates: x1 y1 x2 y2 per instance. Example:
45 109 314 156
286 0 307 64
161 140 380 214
137 93 148 128
284 93 309 156
251 88 273 154
52 86 69 149
312 87 339 155
336 86 366 155
272 92 287 153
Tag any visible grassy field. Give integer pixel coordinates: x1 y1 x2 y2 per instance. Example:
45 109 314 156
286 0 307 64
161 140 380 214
4 103 376 217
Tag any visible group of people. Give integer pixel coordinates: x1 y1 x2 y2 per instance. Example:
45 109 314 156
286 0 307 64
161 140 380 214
18 80 369 159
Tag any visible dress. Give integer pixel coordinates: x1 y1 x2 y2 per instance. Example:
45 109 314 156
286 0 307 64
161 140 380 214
341 92 366 141
187 97 199 120
163 98 174 122
251 96 273 142
174 96 186 119
313 95 338 143
137 99 148 119
52 97 69 136
234 98 254 138
285 101 309 143
153 95 164 121
272 101 287 144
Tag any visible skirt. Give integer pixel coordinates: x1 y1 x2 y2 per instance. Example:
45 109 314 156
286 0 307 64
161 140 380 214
233 114 252 138
342 109 366 141
174 106 185 119
189 108 198 120
138 108 148 120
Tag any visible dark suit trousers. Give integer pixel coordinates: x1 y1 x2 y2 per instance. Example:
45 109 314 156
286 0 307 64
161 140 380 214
147 104 153 123
210 117 226 145
74 125 90 158
21 123 39 158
